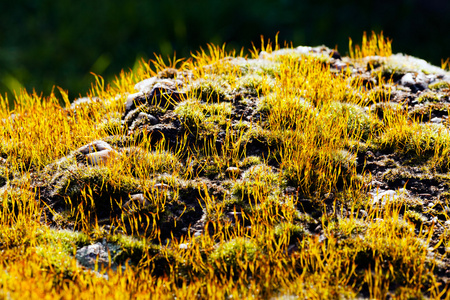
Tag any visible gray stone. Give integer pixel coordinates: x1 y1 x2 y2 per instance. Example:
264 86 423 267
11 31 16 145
369 188 409 205
134 77 158 94
76 141 118 166
225 166 241 178
85 149 118 166
431 117 443 124
125 92 144 112
123 193 148 212
77 140 113 155
400 73 428 93
123 184 171 212
75 241 122 271
123 80 186 118
178 243 189 249
136 112 158 124
129 112 159 131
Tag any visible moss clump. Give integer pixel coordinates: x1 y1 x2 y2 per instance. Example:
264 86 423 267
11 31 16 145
2 33 450 299
258 93 316 130
0 165 9 187
428 81 450 90
326 101 382 141
369 101 404 120
174 99 232 136
189 76 233 102
123 146 182 176
238 156 262 169
273 222 306 242
366 86 392 104
417 91 440 103
54 166 141 219
107 234 160 264
404 210 427 227
377 123 450 164
209 238 259 273
36 228 91 254
232 164 280 203
236 73 274 96
408 102 449 122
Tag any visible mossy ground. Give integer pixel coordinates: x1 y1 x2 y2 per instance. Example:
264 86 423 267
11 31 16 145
1 32 450 299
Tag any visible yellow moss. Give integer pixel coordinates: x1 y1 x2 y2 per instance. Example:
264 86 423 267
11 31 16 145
0 32 449 299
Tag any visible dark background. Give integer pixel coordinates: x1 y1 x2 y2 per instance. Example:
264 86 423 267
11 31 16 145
1 0 449 101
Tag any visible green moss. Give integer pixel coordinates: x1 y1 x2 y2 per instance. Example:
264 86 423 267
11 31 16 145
36 228 91 254
331 149 357 172
55 165 141 219
326 101 382 141
232 164 280 202
175 99 232 136
34 245 80 281
408 102 449 122
236 74 273 96
382 167 415 184
369 101 404 121
370 54 448 79
123 146 182 176
238 156 262 169
203 161 222 179
273 222 306 241
174 99 205 133
242 125 285 152
209 238 259 272
107 234 160 264
189 76 233 102
258 94 316 130
236 58 282 78
404 210 427 227
429 81 450 90
417 91 440 103
377 123 448 162
367 87 392 104
0 165 9 187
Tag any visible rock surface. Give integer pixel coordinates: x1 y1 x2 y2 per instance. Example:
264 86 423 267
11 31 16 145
3 41 450 297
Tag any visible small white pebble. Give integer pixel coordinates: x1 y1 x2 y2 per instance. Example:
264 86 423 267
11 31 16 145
179 243 189 249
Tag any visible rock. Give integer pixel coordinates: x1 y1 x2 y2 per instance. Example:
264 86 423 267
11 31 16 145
85 149 118 166
75 241 122 272
76 141 118 166
77 140 113 155
430 117 443 124
134 77 158 94
153 183 170 191
370 188 409 205
259 45 338 62
333 61 348 71
225 167 241 178
178 243 189 249
330 49 341 60
400 73 428 93
123 184 171 212
123 78 187 119
125 92 143 112
129 112 159 132
123 193 148 211
136 112 158 125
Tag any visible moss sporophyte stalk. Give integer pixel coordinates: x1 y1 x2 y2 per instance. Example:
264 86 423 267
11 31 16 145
1 32 450 299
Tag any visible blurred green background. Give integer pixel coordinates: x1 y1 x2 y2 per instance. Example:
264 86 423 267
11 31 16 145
1 0 449 101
